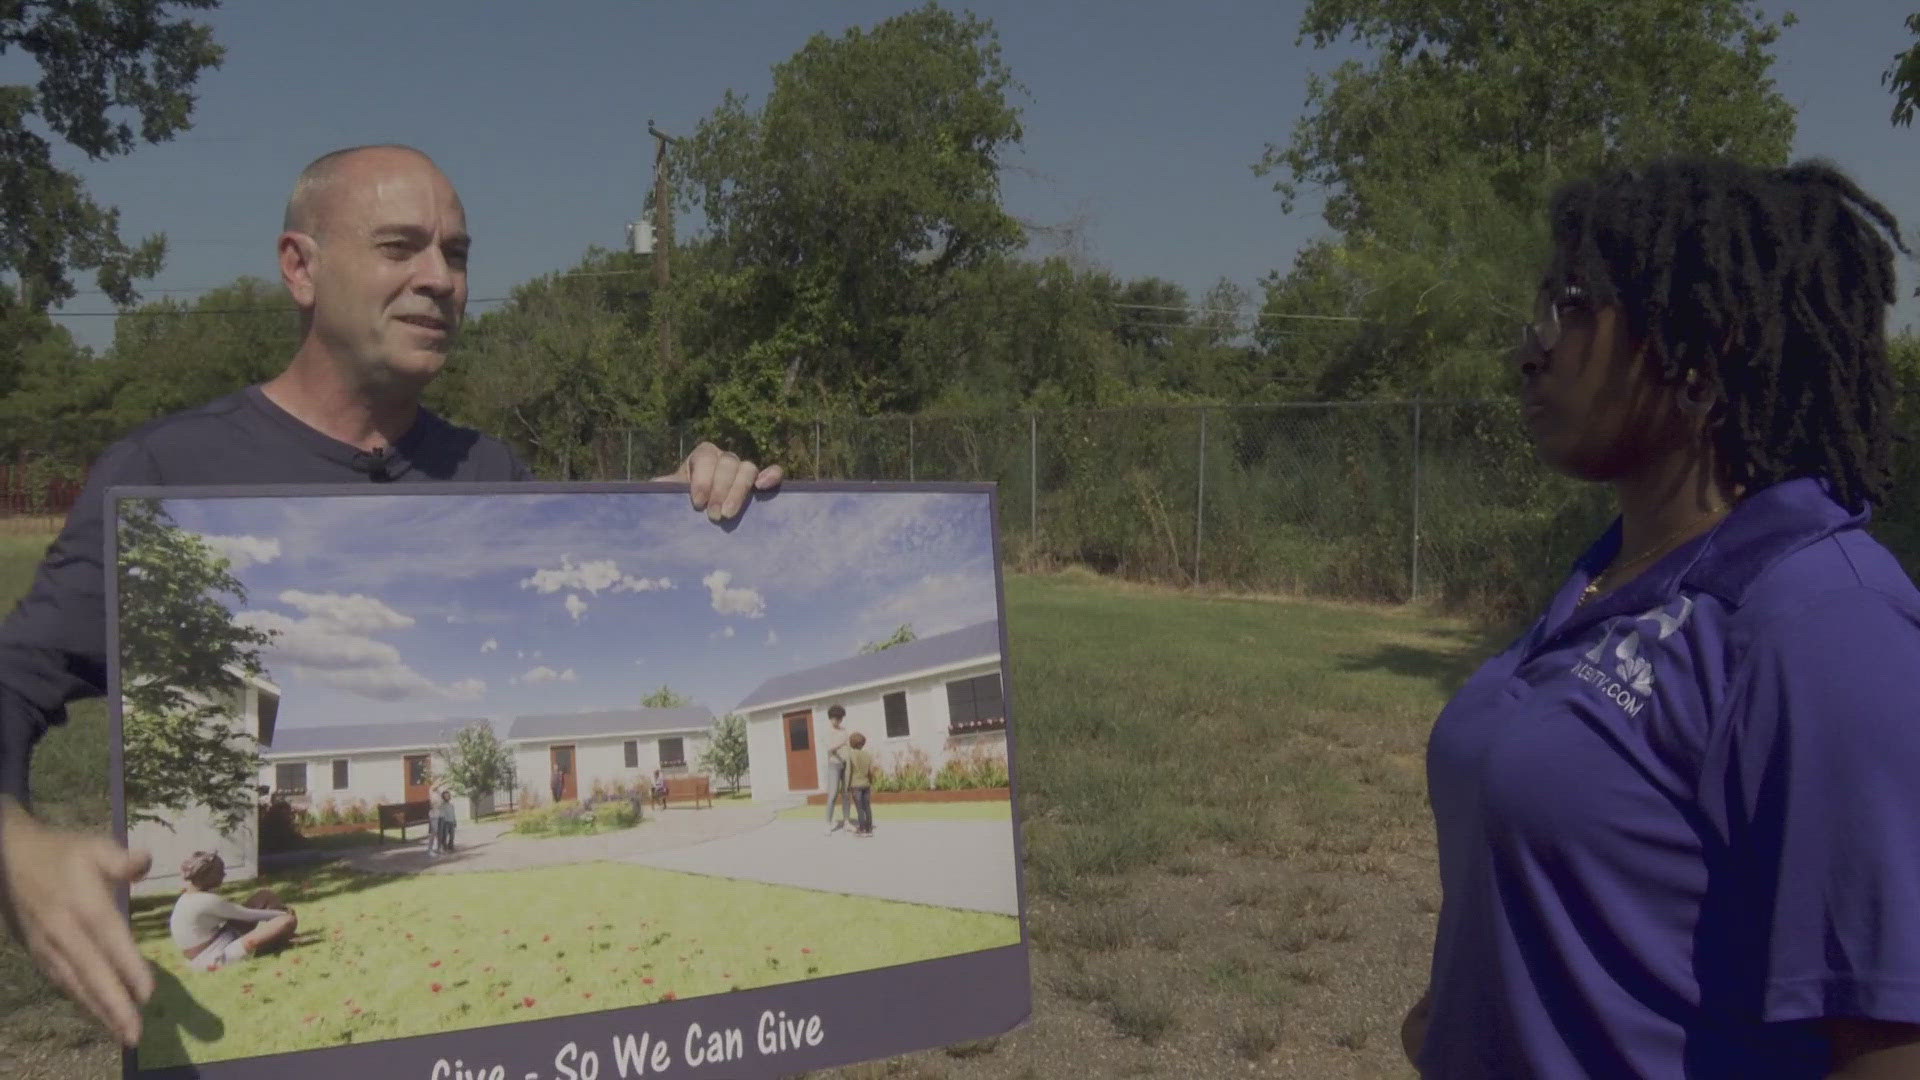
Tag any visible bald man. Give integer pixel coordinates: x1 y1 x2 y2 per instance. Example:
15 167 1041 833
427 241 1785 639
0 144 782 1049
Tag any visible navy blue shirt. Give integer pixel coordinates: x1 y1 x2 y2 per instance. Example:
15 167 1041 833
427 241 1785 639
1420 477 1920 1078
0 385 531 803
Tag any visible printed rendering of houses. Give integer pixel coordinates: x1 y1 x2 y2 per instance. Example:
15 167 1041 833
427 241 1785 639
734 619 1006 803
506 706 716 804
127 668 282 899
258 717 511 824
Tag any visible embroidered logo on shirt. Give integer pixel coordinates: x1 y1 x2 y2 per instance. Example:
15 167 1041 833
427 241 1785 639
1571 596 1695 715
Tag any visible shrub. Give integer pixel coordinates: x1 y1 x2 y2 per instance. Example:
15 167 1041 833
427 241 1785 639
344 799 373 825
316 799 342 827
890 746 934 791
258 799 302 852
598 802 639 829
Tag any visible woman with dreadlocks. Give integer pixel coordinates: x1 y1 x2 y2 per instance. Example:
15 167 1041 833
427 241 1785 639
1401 158 1920 1078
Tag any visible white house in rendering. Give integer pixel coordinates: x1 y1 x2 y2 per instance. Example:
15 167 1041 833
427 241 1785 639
734 619 1007 803
258 717 510 825
127 668 281 899
506 706 715 805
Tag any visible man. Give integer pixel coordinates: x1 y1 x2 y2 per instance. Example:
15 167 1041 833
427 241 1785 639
0 144 782 1050
551 762 567 806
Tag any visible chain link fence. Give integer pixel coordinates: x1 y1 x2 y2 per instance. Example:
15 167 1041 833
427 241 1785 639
13 402 1920 620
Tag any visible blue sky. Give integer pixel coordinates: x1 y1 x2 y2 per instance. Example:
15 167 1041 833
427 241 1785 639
147 489 1003 733
13 0 1920 355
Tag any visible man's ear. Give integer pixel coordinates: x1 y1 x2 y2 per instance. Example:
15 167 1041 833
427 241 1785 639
279 232 319 308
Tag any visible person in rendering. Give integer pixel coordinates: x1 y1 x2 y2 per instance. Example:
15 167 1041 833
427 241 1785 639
0 143 783 1049
1403 158 1920 1077
550 763 566 806
650 768 669 810
433 789 456 854
843 732 877 838
168 852 296 973
823 704 853 833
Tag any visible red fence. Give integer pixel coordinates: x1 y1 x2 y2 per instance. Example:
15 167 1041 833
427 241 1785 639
0 464 82 517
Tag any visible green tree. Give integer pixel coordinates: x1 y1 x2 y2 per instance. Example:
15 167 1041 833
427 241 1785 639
670 3 1027 450
641 685 693 709
445 254 651 479
1254 0 1798 399
859 624 917 654
1886 14 1920 128
435 722 516 810
100 277 299 424
116 497 277 832
699 713 750 793
3 1 224 310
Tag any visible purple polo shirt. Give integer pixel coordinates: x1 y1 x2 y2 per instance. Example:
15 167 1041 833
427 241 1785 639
1420 477 1920 1078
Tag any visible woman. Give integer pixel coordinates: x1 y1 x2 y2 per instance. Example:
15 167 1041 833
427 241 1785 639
1404 159 1920 1077
167 851 297 973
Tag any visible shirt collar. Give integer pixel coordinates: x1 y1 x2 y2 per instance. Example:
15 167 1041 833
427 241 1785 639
1534 476 1866 646
1569 476 1866 612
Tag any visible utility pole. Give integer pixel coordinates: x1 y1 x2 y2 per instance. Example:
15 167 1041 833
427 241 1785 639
647 119 678 372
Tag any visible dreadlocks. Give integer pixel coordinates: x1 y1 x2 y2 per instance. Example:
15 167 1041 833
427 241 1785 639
1544 157 1907 512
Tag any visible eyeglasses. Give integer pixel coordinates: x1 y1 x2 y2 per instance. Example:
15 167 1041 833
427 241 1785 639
1521 284 1588 356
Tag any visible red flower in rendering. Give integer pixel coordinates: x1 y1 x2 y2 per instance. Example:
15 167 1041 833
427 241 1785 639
523 997 536 1008
431 983 443 993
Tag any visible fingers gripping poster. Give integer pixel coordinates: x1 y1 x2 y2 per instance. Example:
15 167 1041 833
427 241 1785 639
105 482 1030 1079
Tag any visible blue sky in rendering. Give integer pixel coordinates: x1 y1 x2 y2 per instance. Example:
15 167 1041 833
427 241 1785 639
146 489 1002 731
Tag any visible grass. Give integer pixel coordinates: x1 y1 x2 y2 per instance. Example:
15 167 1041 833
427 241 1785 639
127 860 1020 1068
0 526 1511 1079
775 801 1013 823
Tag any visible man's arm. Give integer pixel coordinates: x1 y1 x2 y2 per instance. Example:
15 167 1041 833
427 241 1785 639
0 437 161 803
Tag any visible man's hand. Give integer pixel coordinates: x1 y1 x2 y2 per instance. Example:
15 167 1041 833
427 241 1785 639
657 441 784 522
0 796 154 1047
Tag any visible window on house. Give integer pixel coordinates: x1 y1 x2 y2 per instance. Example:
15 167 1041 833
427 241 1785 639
945 673 1006 734
659 737 686 768
331 759 349 790
624 740 639 769
275 763 308 794
883 691 910 738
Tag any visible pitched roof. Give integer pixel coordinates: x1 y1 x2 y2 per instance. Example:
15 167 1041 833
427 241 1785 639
262 717 499 758
734 619 1001 714
506 706 714 742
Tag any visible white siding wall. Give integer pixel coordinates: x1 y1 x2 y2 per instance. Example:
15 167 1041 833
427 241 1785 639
511 731 712 804
259 750 514 824
130 801 259 899
745 659 1008 802
129 683 260 899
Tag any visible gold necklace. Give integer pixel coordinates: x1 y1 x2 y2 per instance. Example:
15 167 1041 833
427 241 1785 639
1579 509 1729 606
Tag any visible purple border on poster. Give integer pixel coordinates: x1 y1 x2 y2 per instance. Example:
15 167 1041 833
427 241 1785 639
103 481 1033 1080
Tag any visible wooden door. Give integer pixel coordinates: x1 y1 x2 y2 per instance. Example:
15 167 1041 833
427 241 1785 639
550 745 577 802
783 710 817 792
403 754 431 804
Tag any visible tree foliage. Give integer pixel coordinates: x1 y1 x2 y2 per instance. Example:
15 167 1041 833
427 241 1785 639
2 0 224 310
1887 14 1920 128
859 623 917 654
435 722 516 803
641 684 693 709
1255 0 1799 400
699 713 750 792
116 497 276 832
668 3 1027 450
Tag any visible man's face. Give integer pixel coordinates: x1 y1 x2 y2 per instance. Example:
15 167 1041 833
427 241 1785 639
287 153 470 391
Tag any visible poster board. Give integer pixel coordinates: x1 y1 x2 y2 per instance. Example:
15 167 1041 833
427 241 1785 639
105 481 1030 1079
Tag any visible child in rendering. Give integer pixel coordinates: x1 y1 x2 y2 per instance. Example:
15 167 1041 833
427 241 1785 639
844 732 877 837
168 851 297 972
